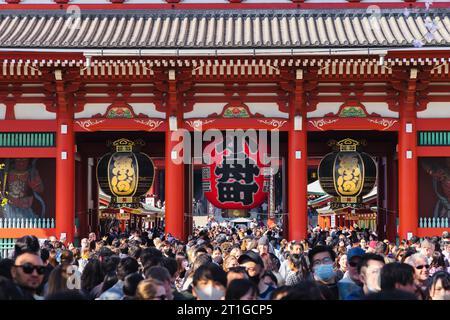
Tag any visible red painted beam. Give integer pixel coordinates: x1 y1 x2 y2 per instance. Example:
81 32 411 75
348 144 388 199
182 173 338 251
417 228 449 238
0 52 84 60
0 147 56 158
387 50 450 59
0 2 447 10
0 120 56 132
307 158 321 167
0 228 57 239
417 146 450 157
417 119 450 131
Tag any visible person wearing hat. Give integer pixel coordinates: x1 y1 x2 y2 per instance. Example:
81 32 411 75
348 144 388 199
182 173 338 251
257 236 270 258
337 247 365 300
238 251 275 300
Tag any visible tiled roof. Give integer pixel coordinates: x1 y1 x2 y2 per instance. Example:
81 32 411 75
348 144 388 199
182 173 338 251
0 9 449 49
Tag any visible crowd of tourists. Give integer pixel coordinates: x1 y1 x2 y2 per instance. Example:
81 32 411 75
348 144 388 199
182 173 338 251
0 223 449 300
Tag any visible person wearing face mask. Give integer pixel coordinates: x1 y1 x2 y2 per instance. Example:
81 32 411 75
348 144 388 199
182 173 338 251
238 250 275 300
212 247 223 266
307 245 339 300
192 263 227 300
358 253 385 297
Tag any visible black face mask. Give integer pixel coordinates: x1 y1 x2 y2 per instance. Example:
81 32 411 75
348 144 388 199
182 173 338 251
249 275 260 285
213 256 223 265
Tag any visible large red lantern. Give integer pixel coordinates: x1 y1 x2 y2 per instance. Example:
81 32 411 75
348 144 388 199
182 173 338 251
202 136 268 210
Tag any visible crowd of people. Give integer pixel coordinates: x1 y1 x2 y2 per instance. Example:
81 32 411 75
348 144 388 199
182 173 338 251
0 223 449 300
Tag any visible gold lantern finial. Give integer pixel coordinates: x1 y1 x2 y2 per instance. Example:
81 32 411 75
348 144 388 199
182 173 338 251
112 138 135 152
337 138 359 152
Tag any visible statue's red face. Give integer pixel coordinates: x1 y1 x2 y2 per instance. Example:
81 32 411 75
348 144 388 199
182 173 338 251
15 158 30 171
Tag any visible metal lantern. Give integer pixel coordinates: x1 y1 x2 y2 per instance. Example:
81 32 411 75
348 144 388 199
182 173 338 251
318 138 377 209
97 139 154 207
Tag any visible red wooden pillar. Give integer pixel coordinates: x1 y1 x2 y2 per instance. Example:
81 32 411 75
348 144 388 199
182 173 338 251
56 106 75 244
288 74 308 241
164 73 185 240
398 77 418 241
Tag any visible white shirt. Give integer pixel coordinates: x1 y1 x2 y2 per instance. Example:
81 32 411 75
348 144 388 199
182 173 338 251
279 259 291 281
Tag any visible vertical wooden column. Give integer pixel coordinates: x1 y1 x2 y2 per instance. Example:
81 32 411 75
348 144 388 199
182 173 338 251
153 168 160 197
376 157 386 239
288 71 308 241
386 152 398 242
55 71 75 243
4 102 15 120
78 156 89 239
164 70 185 240
184 162 193 240
398 69 418 241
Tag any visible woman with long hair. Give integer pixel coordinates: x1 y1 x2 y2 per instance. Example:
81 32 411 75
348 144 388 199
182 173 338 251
427 271 450 300
80 259 104 299
45 264 79 298
285 254 309 286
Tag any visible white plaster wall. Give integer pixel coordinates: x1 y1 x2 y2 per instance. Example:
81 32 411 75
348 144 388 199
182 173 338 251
246 102 288 119
184 103 227 119
0 104 6 120
128 103 165 118
14 104 56 120
307 102 341 118
75 103 110 119
417 102 450 118
363 102 398 118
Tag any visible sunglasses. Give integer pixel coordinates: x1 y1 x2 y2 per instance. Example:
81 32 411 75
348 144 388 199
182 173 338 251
415 264 430 270
14 263 46 275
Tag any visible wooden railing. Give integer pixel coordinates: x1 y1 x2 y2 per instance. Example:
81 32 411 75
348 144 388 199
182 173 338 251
0 238 15 259
0 218 55 229
419 217 449 228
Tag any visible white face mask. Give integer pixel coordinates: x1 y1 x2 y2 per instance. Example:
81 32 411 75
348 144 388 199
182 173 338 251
195 285 225 300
